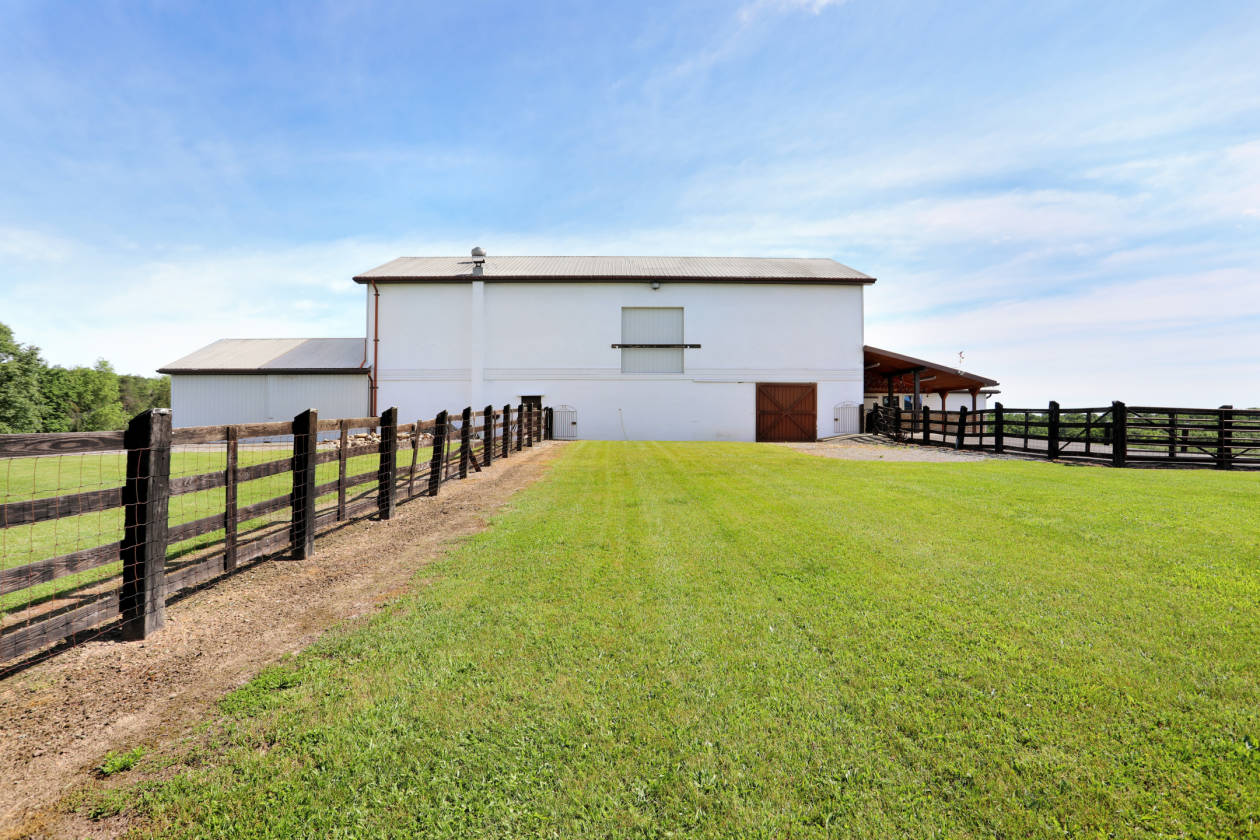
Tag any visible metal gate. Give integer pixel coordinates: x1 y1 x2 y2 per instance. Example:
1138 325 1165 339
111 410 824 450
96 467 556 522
833 402 862 435
552 405 578 440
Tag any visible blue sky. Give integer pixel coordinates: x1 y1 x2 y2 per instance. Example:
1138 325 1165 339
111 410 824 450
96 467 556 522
1 0 1257 405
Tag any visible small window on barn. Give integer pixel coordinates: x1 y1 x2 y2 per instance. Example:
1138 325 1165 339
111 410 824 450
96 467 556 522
620 307 685 374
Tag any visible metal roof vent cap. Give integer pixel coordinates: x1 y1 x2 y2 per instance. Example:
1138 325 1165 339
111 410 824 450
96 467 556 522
471 246 486 258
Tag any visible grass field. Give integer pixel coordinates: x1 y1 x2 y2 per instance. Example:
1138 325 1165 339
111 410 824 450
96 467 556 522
84 443 1259 837
1 445 430 615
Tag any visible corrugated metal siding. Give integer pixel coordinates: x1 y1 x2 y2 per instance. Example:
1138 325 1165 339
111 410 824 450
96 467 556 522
621 307 684 374
355 255 874 282
171 374 369 428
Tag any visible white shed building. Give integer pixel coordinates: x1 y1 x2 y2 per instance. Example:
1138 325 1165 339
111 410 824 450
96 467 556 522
159 338 369 428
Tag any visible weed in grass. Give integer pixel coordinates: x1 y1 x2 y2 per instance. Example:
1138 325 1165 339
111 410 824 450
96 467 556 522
96 747 146 777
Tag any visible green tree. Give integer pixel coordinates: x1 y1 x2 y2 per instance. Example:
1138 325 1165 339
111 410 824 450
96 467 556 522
41 360 129 432
0 322 45 433
119 373 171 415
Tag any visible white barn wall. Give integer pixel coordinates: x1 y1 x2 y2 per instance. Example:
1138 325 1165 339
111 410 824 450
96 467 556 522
372 281 865 441
171 374 368 428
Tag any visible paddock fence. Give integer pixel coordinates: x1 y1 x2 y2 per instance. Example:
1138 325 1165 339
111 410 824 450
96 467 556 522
0 403 554 668
867 401 1259 470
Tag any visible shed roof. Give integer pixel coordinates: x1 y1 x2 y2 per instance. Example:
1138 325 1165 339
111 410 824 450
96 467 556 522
354 256 874 284
864 346 999 393
159 338 367 375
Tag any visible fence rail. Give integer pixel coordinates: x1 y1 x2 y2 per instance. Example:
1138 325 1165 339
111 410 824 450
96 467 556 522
867 401 1259 470
0 402 552 666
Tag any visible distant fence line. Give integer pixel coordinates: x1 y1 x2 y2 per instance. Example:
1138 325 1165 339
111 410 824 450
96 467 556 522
868 401 1260 470
0 403 554 667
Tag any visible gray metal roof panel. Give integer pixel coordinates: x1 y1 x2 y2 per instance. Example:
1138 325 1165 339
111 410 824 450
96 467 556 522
354 256 874 282
159 338 367 373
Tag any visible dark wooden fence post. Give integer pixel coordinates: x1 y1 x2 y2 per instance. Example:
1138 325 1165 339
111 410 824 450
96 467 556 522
378 406 398 519
223 426 239 571
291 408 318 560
1111 401 1127 468
1217 405 1233 470
524 404 533 447
459 407 472 478
515 404 524 451
954 406 968 449
1047 401 1060 460
502 404 512 458
892 406 902 440
483 405 494 467
921 406 931 444
407 420 422 497
120 408 172 641
545 407 553 440
993 402 1005 454
337 419 349 520
428 411 448 495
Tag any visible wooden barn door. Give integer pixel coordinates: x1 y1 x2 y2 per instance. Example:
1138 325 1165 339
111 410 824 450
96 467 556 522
755 383 817 442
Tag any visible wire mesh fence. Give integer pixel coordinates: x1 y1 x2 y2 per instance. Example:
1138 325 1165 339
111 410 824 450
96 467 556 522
1 402 552 669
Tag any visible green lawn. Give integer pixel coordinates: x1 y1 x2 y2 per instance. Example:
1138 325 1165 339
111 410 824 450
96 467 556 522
1 445 429 616
87 443 1259 837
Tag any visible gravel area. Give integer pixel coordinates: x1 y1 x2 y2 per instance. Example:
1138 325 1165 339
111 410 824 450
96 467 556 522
0 442 563 839
779 436 1000 462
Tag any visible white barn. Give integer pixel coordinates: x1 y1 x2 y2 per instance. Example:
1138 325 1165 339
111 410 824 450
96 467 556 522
358 255 871 441
163 254 999 441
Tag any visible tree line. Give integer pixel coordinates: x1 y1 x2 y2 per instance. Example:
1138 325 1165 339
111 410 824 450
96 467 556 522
0 321 170 433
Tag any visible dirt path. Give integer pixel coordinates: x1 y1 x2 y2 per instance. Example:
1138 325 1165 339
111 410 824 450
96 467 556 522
0 442 564 838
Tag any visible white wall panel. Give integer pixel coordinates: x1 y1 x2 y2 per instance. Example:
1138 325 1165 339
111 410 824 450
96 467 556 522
171 374 368 428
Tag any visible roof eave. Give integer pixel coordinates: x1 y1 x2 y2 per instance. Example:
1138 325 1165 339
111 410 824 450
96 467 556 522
352 275 876 284
158 368 370 375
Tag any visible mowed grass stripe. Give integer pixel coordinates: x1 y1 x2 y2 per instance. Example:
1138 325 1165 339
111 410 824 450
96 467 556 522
92 442 1259 838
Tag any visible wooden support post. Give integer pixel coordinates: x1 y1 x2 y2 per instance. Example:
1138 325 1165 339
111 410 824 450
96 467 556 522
428 411 448 495
459 406 472 478
1047 400 1060 460
524 404 533 448
1179 427 1189 454
378 406 398 519
1111 401 1127 468
545 406 554 440
1217 405 1233 470
224 426 238 571
337 419 349 520
408 420 422 497
516 404 524 450
483 405 494 467
502 404 512 458
1167 411 1176 459
892 406 902 440
954 406 968 450
921 406 931 444
291 408 318 559
120 408 172 641
993 402 1005 453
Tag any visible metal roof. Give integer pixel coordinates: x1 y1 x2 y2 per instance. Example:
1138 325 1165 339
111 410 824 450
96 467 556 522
864 345 999 390
159 338 367 374
354 256 875 283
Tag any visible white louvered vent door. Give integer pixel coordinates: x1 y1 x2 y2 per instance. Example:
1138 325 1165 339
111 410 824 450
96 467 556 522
621 307 684 374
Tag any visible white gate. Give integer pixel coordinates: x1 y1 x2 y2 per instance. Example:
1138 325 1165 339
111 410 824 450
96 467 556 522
552 405 578 440
833 402 862 435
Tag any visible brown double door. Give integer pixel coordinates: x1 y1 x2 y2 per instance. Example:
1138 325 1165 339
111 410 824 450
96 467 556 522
755 383 817 442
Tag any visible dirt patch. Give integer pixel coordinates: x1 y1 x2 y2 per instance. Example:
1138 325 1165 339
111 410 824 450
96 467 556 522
780 437 1002 463
0 442 564 839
